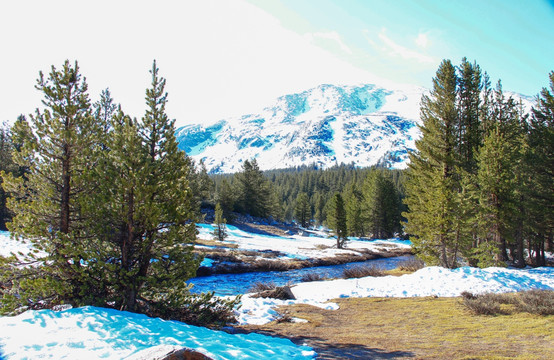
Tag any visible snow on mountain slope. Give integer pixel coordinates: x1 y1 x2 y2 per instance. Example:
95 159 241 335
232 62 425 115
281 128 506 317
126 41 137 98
175 84 535 174
176 83 424 173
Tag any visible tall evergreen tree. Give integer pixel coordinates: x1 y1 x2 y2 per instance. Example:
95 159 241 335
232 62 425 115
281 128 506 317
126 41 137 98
404 59 462 268
294 192 310 227
1 61 103 309
363 170 401 239
474 83 527 266
192 159 215 209
93 88 117 135
526 71 554 265
126 60 199 311
326 192 347 249
216 178 236 219
235 159 273 218
82 61 200 312
343 182 364 237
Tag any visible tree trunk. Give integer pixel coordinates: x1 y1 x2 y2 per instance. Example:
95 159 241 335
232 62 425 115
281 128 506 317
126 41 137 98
124 288 136 312
60 144 71 234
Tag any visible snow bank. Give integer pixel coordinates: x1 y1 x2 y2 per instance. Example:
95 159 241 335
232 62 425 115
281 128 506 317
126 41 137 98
196 223 408 260
292 266 554 301
0 306 315 360
236 266 554 325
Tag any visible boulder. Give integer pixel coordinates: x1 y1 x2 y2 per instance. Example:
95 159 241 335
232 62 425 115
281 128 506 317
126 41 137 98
252 285 296 300
127 346 213 360
158 348 213 360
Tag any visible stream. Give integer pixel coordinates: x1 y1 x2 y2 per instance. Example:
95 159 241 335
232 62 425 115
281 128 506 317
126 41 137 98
188 255 414 296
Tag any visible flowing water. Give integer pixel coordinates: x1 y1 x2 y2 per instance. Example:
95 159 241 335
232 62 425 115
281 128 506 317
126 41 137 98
188 255 414 296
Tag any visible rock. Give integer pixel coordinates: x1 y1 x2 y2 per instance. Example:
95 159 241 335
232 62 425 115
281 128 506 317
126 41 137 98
252 285 296 300
158 348 213 360
127 346 213 360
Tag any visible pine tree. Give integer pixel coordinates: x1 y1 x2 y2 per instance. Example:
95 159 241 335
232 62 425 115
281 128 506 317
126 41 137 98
213 202 228 241
404 59 462 268
456 58 483 172
294 192 310 227
125 60 199 311
81 61 201 312
474 83 526 266
475 126 515 266
235 159 273 218
326 192 347 248
343 182 364 237
194 159 215 208
525 71 554 265
363 170 401 239
216 178 236 219
1 61 103 309
0 122 19 230
313 192 327 226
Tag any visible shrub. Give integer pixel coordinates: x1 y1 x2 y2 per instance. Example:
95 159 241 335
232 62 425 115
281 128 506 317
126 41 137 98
252 259 299 271
460 291 553 316
398 257 425 272
516 290 554 315
249 281 276 293
147 292 241 329
342 265 386 279
461 293 506 315
460 291 477 300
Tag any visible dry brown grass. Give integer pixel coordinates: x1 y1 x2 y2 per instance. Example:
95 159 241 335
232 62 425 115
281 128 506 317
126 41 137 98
462 290 554 316
241 296 554 359
194 238 239 248
342 265 387 279
397 257 425 272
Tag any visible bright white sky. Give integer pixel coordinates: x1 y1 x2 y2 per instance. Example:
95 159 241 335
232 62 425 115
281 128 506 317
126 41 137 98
1 0 552 127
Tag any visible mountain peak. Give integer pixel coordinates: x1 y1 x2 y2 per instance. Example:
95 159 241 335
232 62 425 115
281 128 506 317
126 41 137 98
176 83 423 174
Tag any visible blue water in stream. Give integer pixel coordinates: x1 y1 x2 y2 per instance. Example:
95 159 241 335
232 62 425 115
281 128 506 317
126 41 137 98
188 255 414 296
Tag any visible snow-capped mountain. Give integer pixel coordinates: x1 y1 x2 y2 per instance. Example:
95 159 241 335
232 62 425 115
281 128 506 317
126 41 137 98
175 83 425 173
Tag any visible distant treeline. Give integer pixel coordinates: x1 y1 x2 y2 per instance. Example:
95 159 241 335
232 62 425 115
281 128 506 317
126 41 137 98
197 161 406 240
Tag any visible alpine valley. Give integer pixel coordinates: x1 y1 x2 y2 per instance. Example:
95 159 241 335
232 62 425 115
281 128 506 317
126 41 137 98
175 83 425 173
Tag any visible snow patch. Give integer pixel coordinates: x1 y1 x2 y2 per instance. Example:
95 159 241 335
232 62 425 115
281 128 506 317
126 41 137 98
0 306 315 360
236 266 554 325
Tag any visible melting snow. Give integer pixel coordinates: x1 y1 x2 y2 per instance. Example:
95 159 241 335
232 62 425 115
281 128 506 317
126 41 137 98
0 307 315 360
1 227 553 359
235 266 554 325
